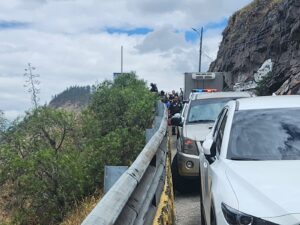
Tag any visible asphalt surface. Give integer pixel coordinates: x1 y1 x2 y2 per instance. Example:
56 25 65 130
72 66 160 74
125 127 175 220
170 132 201 225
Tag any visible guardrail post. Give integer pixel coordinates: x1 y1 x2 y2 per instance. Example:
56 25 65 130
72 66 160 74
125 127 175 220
104 166 128 194
146 128 155 143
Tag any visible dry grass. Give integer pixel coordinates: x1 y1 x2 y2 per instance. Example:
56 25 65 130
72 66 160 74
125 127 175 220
0 183 103 225
0 183 13 225
60 191 103 225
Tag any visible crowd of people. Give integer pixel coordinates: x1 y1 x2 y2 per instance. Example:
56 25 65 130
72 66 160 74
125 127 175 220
150 83 184 135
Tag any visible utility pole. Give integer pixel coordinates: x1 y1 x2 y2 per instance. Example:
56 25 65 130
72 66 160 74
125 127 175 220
192 27 204 88
192 27 203 72
121 45 123 74
199 27 203 73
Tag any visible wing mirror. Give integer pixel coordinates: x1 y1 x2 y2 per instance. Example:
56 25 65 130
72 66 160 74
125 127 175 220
171 113 183 127
202 138 214 156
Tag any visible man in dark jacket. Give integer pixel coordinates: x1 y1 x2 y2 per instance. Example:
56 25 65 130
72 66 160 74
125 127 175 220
150 83 158 92
169 96 183 135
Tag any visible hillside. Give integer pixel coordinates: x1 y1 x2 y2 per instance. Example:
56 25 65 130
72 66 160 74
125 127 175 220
209 0 300 95
49 86 91 111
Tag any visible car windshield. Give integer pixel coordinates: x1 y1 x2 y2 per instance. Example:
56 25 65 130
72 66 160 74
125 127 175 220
187 98 233 124
228 108 300 160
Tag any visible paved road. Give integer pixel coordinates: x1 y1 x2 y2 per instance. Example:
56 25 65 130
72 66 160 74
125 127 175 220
174 193 201 225
170 132 201 225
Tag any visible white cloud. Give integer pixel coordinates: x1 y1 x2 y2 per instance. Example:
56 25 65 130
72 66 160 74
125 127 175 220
136 26 187 53
0 0 252 120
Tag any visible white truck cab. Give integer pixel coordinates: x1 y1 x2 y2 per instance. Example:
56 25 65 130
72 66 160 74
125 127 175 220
171 91 252 193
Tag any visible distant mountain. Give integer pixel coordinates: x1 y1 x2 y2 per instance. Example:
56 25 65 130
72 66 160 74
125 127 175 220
49 86 91 111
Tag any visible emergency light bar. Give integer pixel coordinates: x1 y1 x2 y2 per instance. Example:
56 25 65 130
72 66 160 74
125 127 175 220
191 89 218 93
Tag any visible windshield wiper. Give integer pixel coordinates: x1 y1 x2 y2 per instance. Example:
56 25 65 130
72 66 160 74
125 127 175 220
189 119 214 123
230 157 261 161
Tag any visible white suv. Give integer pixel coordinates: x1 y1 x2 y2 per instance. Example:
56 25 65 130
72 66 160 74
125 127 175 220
171 91 252 193
200 96 300 225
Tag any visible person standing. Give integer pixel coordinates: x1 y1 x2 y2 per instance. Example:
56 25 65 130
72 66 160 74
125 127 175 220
150 83 158 92
169 96 183 135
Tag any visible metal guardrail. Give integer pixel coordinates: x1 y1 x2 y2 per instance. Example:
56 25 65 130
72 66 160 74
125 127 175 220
82 102 168 225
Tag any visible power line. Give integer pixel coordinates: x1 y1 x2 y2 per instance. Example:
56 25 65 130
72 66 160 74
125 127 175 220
203 51 214 61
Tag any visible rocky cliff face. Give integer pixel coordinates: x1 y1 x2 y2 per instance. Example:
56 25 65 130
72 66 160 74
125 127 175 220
209 0 300 95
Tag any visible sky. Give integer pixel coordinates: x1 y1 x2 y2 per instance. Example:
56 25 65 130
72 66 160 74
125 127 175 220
0 0 252 120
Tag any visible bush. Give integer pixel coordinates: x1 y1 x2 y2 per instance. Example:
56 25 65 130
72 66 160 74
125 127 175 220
0 110 7 140
0 107 87 224
0 73 156 224
81 73 156 189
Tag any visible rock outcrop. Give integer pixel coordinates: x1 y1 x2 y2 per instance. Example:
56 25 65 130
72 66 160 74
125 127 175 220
209 0 300 95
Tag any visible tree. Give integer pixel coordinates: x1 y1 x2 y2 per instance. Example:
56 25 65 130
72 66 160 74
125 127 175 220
0 107 87 224
0 110 6 132
0 73 157 224
0 110 7 142
82 73 156 188
24 63 40 109
88 73 155 135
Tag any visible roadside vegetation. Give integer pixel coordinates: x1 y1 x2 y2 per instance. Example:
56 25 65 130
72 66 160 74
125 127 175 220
60 191 103 225
0 73 156 225
0 110 7 138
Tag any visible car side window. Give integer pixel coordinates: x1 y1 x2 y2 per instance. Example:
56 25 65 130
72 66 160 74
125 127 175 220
182 103 189 120
215 110 228 155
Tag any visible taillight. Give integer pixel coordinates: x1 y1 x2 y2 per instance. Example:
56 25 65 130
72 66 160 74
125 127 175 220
184 139 194 146
183 138 198 155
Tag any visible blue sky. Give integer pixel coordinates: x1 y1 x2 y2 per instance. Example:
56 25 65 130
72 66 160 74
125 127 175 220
0 0 252 120
185 18 228 42
106 27 153 36
105 17 228 42
0 20 29 30
104 18 229 43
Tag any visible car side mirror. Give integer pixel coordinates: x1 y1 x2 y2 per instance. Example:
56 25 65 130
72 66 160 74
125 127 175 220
203 138 214 156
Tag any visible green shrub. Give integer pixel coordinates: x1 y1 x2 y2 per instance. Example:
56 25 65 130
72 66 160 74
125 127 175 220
81 73 156 189
0 73 156 224
0 107 87 224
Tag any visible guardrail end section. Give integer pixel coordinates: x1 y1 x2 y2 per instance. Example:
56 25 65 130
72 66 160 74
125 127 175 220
152 135 175 225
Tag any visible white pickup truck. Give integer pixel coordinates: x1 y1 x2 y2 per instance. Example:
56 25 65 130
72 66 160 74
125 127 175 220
171 91 252 193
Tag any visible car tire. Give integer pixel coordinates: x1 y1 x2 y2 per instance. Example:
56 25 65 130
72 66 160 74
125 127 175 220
171 154 193 194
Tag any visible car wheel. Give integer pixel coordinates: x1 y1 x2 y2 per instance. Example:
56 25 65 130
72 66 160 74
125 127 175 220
171 154 191 194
